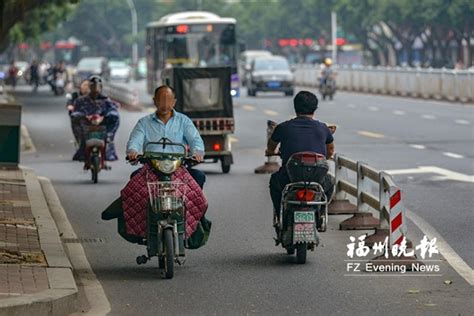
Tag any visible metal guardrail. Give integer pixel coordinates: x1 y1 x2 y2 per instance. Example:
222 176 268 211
331 153 407 247
102 81 140 110
294 64 474 103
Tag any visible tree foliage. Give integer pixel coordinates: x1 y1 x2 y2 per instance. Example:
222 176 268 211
3 0 472 66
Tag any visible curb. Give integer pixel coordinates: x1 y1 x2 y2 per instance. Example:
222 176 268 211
0 168 78 316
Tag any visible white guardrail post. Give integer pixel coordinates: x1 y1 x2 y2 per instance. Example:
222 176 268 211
327 154 358 215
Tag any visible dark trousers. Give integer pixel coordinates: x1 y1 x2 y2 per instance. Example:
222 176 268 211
130 167 206 189
269 168 334 217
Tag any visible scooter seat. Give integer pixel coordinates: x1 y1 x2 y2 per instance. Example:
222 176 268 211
86 138 105 149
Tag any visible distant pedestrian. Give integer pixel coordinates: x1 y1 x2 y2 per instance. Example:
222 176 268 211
7 60 18 89
29 60 40 92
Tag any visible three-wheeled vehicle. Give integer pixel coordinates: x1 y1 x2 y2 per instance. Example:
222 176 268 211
161 67 234 173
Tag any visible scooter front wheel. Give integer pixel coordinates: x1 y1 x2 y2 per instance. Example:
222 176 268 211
162 229 174 279
91 154 99 183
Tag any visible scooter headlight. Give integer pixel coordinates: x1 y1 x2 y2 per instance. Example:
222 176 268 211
151 159 181 174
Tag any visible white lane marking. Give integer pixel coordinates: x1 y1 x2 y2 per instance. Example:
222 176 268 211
393 110 406 115
455 119 470 125
39 177 111 315
406 209 474 286
357 130 385 139
409 144 426 150
443 152 464 159
386 166 473 183
422 114 436 120
264 110 278 116
242 105 255 111
347 103 356 108
368 106 379 111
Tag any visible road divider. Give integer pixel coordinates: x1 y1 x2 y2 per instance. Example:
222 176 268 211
254 120 280 174
330 154 420 267
103 81 142 111
294 64 474 103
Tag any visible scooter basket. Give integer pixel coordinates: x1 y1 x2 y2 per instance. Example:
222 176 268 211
147 181 186 214
286 152 328 183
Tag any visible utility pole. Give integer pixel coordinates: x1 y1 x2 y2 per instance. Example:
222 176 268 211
331 11 337 63
126 0 138 80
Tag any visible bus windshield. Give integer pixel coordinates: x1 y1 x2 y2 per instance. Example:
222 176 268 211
162 24 236 68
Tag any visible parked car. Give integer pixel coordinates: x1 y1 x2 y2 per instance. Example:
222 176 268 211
246 56 294 97
74 57 109 86
109 60 132 82
239 50 272 86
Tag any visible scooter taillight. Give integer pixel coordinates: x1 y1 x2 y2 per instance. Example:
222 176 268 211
295 189 315 201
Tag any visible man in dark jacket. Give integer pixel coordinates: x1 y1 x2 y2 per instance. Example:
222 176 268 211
71 75 120 161
266 91 335 226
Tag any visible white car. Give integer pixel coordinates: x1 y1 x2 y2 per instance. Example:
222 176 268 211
109 61 131 82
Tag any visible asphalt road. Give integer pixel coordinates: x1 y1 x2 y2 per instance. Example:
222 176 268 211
14 83 473 315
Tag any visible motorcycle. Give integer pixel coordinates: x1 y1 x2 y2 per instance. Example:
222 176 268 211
54 72 65 95
83 114 108 183
272 152 331 264
320 75 336 100
128 138 200 279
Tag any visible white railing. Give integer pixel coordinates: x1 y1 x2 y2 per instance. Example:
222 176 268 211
294 64 474 103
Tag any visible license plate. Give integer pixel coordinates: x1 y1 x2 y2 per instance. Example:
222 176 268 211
294 211 315 223
294 223 316 242
267 81 281 88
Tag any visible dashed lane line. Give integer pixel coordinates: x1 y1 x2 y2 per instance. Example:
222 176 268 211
368 106 379 111
393 110 406 115
409 144 426 149
242 105 256 111
357 130 385 139
264 110 279 117
455 119 470 125
422 114 436 120
347 103 356 108
443 152 464 159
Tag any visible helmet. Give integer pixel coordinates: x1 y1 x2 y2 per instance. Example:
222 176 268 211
88 75 102 85
324 58 333 66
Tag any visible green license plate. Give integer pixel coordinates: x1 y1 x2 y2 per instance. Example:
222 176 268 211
294 211 315 223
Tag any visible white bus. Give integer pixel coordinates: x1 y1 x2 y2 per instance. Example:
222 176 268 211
146 11 240 96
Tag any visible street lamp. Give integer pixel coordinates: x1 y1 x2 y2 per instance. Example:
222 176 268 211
126 0 138 80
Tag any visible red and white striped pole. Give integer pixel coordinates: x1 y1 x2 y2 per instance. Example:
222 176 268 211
389 187 407 246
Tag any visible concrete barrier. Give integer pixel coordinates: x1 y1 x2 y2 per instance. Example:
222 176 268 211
294 64 474 103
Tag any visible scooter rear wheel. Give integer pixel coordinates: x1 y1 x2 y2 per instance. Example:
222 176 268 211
162 229 174 279
296 244 307 264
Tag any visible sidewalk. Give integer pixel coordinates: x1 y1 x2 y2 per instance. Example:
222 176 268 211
0 167 77 315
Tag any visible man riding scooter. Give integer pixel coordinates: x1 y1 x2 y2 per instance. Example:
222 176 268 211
102 85 210 277
126 85 206 187
267 91 335 231
70 75 120 161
